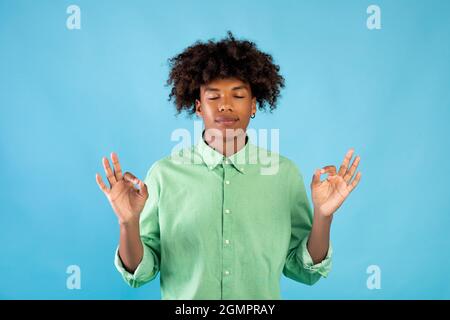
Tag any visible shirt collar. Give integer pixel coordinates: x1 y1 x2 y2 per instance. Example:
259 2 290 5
196 130 257 174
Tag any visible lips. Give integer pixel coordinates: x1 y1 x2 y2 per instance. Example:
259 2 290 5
215 115 239 124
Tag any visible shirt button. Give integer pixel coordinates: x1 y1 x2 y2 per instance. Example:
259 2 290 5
240 167 245 171
224 239 230 245
224 159 230 164
209 166 214 170
224 270 230 276
225 180 230 185
225 209 230 214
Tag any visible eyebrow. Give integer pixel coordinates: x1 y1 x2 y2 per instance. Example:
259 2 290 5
204 85 248 92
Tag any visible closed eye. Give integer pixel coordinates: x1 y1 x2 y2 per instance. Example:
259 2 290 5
208 96 245 100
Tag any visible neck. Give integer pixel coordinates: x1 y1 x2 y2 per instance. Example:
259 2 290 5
203 130 248 157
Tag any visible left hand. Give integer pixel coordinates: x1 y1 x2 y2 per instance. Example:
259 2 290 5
311 149 362 217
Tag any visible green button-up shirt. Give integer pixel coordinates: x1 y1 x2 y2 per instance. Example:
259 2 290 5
115 133 332 299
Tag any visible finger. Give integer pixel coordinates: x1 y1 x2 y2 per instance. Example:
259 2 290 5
311 168 323 187
123 171 139 185
348 172 362 193
103 157 117 186
344 155 360 184
123 172 147 195
138 181 149 198
111 152 123 180
323 165 337 176
95 173 110 194
124 172 148 197
338 148 355 177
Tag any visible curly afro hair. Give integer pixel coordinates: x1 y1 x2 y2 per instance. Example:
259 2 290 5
166 31 285 116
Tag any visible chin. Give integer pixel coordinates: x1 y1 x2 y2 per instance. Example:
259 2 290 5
220 127 247 140
205 125 247 140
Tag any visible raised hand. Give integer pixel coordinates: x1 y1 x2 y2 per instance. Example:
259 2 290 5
95 152 148 225
311 149 362 217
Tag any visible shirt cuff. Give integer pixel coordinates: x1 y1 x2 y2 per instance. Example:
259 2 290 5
296 236 333 278
114 243 156 285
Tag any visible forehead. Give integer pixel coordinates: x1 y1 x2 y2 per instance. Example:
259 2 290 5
201 78 250 91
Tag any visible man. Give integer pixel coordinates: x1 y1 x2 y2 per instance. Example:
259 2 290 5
95 32 361 299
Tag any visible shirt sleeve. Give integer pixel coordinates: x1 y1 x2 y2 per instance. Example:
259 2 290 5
282 161 333 286
114 162 162 288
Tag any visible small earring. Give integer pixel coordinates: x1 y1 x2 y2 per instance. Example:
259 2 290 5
251 113 256 119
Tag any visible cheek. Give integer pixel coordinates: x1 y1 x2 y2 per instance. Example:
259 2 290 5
201 105 216 122
238 101 254 117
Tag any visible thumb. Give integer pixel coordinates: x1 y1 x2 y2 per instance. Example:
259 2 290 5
123 172 148 197
311 168 324 187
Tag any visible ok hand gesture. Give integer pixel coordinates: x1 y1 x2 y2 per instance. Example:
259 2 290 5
95 152 148 225
311 149 362 217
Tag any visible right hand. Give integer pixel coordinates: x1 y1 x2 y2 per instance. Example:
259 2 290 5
95 152 149 225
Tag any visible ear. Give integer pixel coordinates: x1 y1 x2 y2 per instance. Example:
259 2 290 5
251 97 257 115
195 99 202 117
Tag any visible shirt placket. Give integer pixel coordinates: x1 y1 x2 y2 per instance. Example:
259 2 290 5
221 156 234 299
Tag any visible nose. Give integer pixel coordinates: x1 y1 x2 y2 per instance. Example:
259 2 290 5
218 101 233 112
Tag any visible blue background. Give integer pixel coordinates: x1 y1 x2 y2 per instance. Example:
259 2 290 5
1 0 449 299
